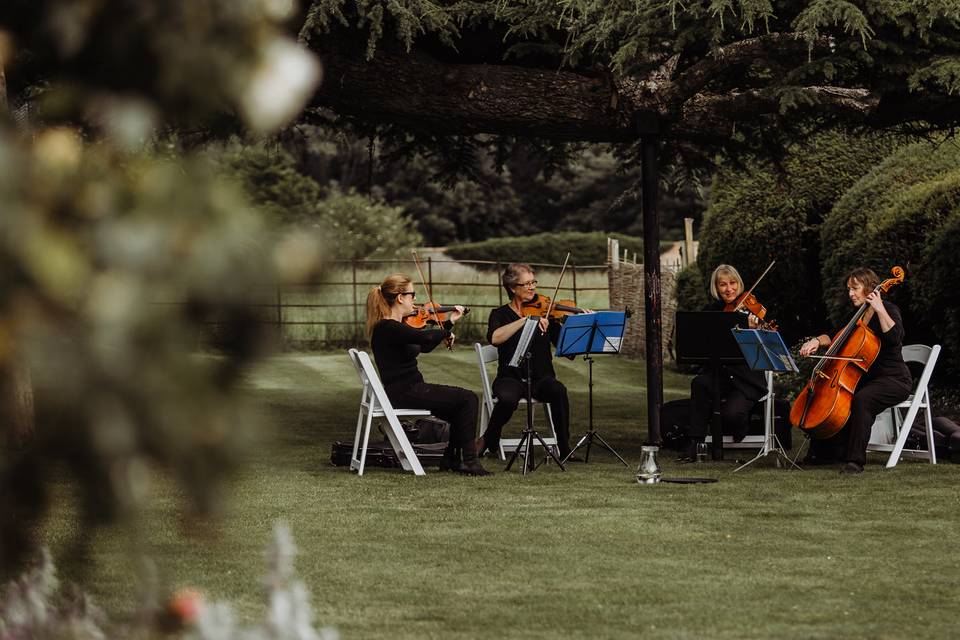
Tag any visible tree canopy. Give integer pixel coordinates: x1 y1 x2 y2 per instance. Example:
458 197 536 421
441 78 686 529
301 0 960 156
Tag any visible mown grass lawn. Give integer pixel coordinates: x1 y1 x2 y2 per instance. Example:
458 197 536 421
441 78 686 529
39 350 960 639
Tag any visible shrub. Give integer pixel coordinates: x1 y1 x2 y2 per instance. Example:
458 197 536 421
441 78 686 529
674 263 709 312
219 143 421 259
446 232 648 265
821 139 960 376
695 131 898 341
315 188 422 260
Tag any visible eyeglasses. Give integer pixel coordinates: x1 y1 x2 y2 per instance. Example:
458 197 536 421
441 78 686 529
519 280 538 288
398 291 416 299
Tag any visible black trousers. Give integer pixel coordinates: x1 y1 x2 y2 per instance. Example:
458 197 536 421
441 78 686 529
386 381 479 454
483 376 571 457
689 372 756 442
809 375 912 466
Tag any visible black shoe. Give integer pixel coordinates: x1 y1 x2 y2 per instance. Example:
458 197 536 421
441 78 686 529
801 455 836 466
675 438 697 463
562 453 583 463
458 457 493 476
439 446 460 472
840 462 864 475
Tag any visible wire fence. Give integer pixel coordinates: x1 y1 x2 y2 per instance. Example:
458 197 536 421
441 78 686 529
243 257 612 347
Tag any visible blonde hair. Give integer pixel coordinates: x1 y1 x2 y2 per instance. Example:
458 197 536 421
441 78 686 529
366 274 412 338
708 264 744 300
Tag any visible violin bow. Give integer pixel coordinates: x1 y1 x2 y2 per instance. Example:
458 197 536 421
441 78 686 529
734 259 776 313
411 250 453 348
543 252 572 321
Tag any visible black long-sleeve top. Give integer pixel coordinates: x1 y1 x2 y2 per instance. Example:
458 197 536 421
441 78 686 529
370 319 452 388
831 300 911 385
704 301 768 401
487 304 561 381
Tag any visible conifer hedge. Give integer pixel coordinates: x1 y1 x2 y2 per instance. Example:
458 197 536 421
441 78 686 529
693 132 897 341
446 232 647 266
821 139 960 375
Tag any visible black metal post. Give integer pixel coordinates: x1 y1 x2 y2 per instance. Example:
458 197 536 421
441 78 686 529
641 134 663 444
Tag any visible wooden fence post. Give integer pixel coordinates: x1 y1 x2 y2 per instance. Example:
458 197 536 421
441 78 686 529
427 256 433 296
352 259 359 343
571 262 578 304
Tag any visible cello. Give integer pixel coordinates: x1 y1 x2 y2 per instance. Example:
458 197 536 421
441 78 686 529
789 266 905 439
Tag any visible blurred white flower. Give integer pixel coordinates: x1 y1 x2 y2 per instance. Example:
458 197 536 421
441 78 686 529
261 0 296 21
87 96 159 150
241 38 322 133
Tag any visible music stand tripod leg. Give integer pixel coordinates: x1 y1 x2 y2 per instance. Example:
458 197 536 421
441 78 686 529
561 353 629 467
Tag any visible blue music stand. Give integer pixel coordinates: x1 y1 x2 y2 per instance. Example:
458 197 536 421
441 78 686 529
732 328 799 374
730 328 801 471
556 311 629 466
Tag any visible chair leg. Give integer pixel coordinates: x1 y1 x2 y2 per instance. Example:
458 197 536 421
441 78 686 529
351 404 366 466
923 394 937 464
358 408 375 476
544 403 559 457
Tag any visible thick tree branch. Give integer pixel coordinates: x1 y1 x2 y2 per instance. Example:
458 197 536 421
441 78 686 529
306 32 645 141
676 86 878 139
304 28 960 145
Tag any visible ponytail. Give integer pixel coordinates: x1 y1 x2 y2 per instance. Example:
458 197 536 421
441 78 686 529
365 274 413 339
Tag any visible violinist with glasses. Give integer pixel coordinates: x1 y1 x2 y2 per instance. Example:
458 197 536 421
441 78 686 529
367 273 490 476
678 264 769 462
476 263 581 461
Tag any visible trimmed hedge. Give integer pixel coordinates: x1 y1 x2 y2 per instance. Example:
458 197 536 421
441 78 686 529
821 139 960 375
446 232 649 266
694 131 897 341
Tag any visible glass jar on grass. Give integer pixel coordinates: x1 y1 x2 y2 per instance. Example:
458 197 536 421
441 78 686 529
635 445 661 484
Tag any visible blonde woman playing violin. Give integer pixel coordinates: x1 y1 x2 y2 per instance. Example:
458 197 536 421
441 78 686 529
476 263 575 460
680 264 768 462
367 273 490 476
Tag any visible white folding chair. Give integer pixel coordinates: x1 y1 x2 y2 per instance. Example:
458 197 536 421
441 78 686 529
867 344 940 468
474 342 558 460
705 371 775 450
347 348 428 476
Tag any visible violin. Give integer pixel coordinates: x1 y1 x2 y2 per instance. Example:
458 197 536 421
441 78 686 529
724 292 778 331
403 303 470 329
521 294 586 320
789 266 905 439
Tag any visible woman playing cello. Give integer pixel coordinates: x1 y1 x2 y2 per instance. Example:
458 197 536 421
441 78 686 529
679 264 769 461
367 274 491 476
798 267 912 473
476 263 575 460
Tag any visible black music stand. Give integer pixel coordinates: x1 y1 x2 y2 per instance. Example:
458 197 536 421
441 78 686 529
675 311 750 460
557 311 630 466
730 328 802 471
503 317 567 474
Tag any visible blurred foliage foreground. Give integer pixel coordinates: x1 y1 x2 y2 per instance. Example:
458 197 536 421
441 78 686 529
0 0 324 578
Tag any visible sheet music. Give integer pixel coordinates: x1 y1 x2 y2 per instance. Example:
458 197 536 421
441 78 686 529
508 317 541 368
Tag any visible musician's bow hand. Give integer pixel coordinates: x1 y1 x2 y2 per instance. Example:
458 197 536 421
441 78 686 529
799 338 819 357
538 317 549 333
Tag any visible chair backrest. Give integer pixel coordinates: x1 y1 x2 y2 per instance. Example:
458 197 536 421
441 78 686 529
902 344 940 397
474 343 498 412
347 347 371 403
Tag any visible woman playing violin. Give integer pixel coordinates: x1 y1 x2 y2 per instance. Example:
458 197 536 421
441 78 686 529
680 264 769 461
476 263 574 460
798 267 912 473
367 273 490 475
